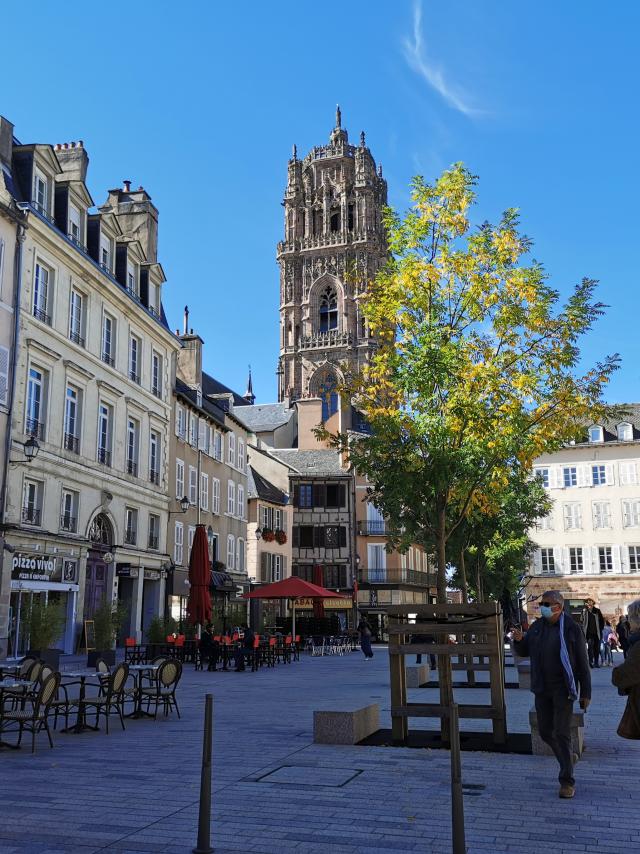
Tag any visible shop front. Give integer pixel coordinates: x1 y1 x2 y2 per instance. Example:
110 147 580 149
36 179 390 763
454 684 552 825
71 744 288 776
296 596 355 633
8 550 79 657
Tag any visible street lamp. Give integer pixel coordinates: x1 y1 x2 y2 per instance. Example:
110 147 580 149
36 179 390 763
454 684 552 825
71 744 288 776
23 436 39 462
169 495 189 516
255 528 262 540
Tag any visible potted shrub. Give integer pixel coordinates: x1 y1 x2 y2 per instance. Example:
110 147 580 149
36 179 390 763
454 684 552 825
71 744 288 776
88 599 127 667
261 527 275 542
275 529 287 545
146 615 166 645
23 599 66 670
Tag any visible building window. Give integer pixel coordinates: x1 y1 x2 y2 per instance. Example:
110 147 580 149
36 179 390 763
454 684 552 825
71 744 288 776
129 335 141 384
588 425 604 443
151 352 162 398
63 385 80 453
592 464 606 486
212 478 220 514
227 433 236 466
618 422 633 442
148 282 160 316
227 480 236 515
99 234 112 273
237 538 245 573
198 418 207 452
97 403 112 467
176 458 184 498
68 204 82 245
174 522 184 565
189 413 197 447
188 526 196 556
175 405 185 439
201 473 209 511
214 431 223 461
237 439 245 472
102 313 115 366
125 507 138 545
32 171 48 214
273 507 282 530
33 262 51 324
26 367 46 440
188 466 197 505
126 418 139 476
60 489 78 532
563 467 577 488
126 262 138 298
69 290 85 347
297 525 314 547
298 484 313 508
540 548 555 574
620 462 638 486
628 546 640 572
534 467 550 488
623 499 640 528
227 535 235 571
326 483 346 508
593 501 611 529
22 479 43 526
237 484 245 519
148 514 160 550
569 547 584 574
319 285 338 332
319 373 338 421
598 546 613 574
149 430 160 484
563 503 582 531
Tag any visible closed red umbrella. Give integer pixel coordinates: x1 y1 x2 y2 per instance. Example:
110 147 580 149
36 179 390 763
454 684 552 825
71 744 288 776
186 524 212 627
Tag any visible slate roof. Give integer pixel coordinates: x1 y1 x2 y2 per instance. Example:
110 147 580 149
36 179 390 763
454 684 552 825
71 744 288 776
202 372 250 409
248 467 288 505
581 403 640 444
270 448 347 476
235 402 293 433
175 377 226 428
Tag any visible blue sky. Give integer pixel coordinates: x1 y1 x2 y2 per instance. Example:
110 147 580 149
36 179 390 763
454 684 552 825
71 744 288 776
2 1 638 403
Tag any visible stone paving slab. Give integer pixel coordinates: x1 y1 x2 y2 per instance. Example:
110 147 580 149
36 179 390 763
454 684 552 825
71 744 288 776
0 651 637 854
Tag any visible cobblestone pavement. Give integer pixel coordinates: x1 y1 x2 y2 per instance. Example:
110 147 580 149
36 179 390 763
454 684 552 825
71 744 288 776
0 648 638 854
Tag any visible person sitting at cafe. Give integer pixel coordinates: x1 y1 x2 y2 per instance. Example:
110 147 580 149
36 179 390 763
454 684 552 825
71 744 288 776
200 624 219 672
234 625 256 671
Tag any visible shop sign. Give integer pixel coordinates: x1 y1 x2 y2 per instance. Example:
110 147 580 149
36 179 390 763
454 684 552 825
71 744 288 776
296 597 353 610
144 569 160 581
116 564 139 578
11 552 59 582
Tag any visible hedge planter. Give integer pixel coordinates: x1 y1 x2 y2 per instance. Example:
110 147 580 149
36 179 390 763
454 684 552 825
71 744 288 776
28 648 62 670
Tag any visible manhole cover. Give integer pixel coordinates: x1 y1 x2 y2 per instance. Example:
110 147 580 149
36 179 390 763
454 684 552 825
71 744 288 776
256 765 362 787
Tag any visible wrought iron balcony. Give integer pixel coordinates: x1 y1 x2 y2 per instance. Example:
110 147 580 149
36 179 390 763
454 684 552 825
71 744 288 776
129 369 141 384
149 469 160 485
124 528 137 545
22 506 41 526
101 351 115 367
126 459 138 477
358 520 387 536
68 233 87 253
100 261 112 274
358 567 436 587
32 306 51 325
97 447 111 467
25 417 45 440
69 329 85 348
63 433 80 454
60 514 77 532
151 384 162 399
148 534 159 550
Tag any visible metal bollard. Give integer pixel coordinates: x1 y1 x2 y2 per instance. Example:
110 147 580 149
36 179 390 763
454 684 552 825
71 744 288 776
193 693 214 854
450 702 466 854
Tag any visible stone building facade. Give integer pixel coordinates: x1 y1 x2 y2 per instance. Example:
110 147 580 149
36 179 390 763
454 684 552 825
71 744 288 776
276 107 387 424
0 119 180 656
528 407 640 621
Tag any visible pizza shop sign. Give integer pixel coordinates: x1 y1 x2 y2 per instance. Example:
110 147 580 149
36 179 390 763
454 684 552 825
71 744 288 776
12 553 59 582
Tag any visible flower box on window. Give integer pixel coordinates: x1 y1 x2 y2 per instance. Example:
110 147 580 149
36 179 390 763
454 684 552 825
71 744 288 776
262 527 275 542
275 529 287 545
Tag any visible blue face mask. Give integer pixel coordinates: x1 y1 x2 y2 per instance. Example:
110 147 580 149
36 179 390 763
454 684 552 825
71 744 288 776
540 605 554 620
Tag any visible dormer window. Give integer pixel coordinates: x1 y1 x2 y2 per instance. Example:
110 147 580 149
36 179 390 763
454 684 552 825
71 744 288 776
126 262 138 299
32 170 48 215
319 286 338 332
588 425 604 443
68 204 81 246
618 422 633 442
99 234 112 273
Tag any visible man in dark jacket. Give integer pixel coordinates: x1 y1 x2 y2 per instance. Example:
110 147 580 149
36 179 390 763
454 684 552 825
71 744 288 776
513 590 591 799
581 597 605 667
612 599 640 738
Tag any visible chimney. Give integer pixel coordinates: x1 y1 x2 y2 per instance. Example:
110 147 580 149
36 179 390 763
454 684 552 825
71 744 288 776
183 305 189 335
0 116 14 168
54 140 89 183
123 179 131 192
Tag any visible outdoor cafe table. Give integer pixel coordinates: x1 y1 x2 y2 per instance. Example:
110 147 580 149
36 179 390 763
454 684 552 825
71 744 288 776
127 663 161 718
0 677 34 749
61 671 102 734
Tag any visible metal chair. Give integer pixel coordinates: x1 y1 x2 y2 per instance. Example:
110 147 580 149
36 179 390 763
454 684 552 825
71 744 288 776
139 659 182 719
0 672 60 753
81 663 129 733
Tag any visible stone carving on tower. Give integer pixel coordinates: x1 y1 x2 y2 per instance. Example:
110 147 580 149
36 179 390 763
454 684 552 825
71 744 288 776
276 107 387 422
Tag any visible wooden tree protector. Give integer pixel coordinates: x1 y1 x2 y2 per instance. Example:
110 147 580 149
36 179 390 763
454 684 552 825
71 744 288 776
386 603 507 746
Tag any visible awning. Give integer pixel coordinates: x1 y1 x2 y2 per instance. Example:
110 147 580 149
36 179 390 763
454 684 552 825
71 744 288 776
210 570 236 592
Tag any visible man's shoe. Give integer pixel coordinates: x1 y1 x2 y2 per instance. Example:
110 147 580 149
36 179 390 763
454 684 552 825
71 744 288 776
559 784 575 799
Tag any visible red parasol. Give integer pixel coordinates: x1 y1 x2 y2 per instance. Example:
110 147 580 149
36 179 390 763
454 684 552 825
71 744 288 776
242 576 341 638
186 524 212 627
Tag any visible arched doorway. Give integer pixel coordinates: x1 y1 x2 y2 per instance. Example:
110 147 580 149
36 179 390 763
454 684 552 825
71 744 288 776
84 513 114 619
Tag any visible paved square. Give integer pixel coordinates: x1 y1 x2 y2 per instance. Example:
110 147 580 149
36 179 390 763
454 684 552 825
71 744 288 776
256 764 362 786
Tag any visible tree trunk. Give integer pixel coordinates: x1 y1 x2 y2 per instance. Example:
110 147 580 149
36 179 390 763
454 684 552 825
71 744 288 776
437 504 452 744
459 548 475 686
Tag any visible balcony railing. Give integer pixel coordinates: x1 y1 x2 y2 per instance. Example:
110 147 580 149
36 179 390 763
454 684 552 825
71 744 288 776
126 288 141 304
22 506 41 526
60 514 77 532
152 384 162 399
358 520 386 536
126 459 138 477
129 369 141 384
299 330 353 350
101 351 115 367
358 567 436 587
97 447 112 467
32 306 51 325
63 433 80 454
25 417 45 440
124 528 137 545
69 329 85 348
148 534 159 550
149 469 160 485
100 261 112 274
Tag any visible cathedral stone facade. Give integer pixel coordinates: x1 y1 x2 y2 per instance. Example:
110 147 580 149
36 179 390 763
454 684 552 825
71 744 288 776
276 108 387 423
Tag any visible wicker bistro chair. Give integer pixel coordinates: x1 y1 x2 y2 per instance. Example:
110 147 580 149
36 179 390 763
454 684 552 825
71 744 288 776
95 658 111 696
81 663 129 733
0 671 60 752
139 659 182 719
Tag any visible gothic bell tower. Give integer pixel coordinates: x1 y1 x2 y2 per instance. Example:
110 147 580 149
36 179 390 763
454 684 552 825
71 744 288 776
276 107 387 421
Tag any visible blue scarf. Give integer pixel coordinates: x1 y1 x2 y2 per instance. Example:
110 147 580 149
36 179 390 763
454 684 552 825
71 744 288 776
559 612 578 701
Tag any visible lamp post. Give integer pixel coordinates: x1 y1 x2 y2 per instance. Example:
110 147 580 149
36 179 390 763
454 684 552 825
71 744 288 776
23 436 40 462
352 554 361 631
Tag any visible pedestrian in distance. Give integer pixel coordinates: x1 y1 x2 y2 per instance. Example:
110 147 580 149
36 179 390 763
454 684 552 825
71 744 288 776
581 597 605 668
617 614 631 659
357 617 374 660
612 598 640 740
513 590 591 799
601 621 614 666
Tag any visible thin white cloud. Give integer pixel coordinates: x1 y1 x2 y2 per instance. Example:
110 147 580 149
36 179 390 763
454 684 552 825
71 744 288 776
403 0 485 118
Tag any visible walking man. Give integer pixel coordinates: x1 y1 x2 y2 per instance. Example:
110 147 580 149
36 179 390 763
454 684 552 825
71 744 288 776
581 597 605 667
513 590 591 799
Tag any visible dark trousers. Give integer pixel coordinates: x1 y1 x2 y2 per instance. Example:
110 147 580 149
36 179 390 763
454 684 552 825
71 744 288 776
587 635 600 667
416 653 437 668
360 636 373 658
535 691 575 786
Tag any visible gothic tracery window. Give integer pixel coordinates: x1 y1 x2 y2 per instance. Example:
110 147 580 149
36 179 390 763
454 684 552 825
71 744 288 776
318 371 338 422
89 513 113 546
319 286 338 333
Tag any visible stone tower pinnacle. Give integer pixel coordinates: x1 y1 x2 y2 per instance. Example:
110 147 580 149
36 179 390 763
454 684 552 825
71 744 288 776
276 111 388 423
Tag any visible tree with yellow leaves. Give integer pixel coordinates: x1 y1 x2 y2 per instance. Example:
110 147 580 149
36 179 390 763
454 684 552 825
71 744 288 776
325 164 619 604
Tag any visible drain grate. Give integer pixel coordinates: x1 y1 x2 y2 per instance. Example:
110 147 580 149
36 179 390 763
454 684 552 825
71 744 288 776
255 765 363 787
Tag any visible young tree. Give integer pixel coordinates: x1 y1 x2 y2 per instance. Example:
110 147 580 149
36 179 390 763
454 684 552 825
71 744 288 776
327 164 618 604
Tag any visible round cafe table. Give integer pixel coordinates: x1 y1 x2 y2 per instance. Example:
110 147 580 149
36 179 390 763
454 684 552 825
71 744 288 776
126 663 161 718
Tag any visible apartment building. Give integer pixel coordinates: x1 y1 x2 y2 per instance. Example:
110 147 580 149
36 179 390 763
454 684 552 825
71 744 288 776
0 120 180 656
528 408 640 619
